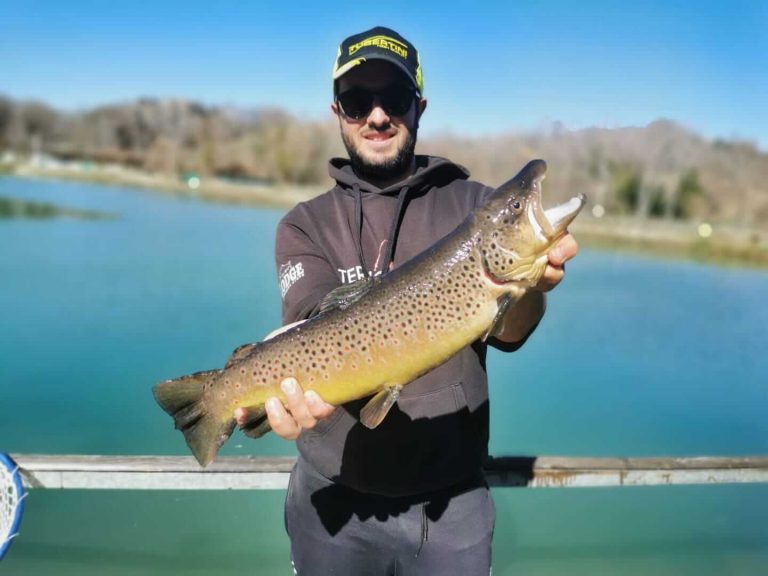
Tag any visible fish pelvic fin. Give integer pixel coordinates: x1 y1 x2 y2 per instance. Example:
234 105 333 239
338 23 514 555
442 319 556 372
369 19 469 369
360 385 402 429
153 370 235 467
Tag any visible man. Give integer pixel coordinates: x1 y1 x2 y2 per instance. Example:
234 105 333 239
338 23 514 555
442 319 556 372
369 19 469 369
236 26 578 575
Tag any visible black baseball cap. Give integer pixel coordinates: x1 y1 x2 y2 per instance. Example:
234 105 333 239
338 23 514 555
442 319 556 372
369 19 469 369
332 26 424 96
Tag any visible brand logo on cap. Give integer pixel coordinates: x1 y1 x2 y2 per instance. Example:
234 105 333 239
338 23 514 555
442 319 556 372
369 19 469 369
348 35 408 59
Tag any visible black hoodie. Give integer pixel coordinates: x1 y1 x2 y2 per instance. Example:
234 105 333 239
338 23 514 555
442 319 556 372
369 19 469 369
275 155 499 497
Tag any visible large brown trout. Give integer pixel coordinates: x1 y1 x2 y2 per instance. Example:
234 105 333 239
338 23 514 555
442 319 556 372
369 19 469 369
154 159 585 466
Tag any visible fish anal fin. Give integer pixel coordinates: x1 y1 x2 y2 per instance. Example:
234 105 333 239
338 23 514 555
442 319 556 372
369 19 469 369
318 277 378 314
360 386 402 429
237 404 272 439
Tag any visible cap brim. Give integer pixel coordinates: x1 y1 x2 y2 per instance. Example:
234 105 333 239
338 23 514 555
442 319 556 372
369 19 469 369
333 54 420 94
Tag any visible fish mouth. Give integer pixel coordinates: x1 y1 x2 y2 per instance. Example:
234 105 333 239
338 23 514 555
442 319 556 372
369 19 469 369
530 192 587 241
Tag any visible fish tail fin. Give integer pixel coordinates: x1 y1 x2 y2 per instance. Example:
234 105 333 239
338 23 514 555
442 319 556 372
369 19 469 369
153 370 235 467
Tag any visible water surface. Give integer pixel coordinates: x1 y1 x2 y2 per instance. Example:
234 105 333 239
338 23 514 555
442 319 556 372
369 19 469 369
1 176 766 575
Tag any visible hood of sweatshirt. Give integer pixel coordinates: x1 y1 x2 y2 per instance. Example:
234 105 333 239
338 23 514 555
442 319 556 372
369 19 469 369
328 155 470 196
326 155 471 275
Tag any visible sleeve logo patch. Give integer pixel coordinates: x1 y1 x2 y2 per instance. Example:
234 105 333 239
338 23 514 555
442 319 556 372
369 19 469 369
279 260 305 299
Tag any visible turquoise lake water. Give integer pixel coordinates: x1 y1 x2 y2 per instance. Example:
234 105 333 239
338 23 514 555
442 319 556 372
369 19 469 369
1 176 767 575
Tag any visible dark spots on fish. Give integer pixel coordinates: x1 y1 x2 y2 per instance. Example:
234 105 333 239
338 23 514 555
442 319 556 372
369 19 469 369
239 368 246 375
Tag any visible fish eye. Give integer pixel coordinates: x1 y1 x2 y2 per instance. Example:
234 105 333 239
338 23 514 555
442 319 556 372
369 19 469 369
513 201 521 210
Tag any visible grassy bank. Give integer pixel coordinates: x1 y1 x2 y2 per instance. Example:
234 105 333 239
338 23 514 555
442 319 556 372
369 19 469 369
10 163 323 209
571 218 768 269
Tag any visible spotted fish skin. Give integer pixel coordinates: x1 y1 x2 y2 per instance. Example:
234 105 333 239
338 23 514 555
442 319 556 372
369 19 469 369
153 159 585 466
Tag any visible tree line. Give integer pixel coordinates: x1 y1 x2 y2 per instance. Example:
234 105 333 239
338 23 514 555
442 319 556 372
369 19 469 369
1 95 766 226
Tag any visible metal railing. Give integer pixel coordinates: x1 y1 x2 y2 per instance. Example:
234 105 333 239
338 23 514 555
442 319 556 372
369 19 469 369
12 454 768 490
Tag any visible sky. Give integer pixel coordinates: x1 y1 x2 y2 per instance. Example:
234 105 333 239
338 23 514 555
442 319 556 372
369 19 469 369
2 0 767 150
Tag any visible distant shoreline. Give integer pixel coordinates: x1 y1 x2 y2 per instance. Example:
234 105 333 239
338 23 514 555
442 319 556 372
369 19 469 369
572 219 768 270
6 162 324 210
4 163 768 270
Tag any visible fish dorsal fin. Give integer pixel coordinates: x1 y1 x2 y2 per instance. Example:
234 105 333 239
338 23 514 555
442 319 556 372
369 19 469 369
224 343 259 369
360 385 402 429
482 294 513 342
318 277 378 314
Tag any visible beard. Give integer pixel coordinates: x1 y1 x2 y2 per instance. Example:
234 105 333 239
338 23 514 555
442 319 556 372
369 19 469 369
342 126 418 183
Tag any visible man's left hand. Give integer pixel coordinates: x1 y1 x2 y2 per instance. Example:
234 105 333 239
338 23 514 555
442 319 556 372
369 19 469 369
535 233 579 292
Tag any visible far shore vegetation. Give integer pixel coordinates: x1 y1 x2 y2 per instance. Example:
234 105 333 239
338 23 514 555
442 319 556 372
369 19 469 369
1 95 767 267
0 194 115 220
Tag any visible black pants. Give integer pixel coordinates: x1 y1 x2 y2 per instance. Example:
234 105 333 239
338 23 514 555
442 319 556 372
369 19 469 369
285 459 495 576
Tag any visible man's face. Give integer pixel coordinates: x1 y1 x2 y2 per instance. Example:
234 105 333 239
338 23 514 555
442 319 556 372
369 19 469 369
331 60 427 183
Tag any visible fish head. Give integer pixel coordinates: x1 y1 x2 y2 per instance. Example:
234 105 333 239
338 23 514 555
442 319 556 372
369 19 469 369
477 159 586 287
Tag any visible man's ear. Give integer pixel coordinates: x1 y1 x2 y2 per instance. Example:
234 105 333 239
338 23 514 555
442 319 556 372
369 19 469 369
417 98 428 120
331 102 340 117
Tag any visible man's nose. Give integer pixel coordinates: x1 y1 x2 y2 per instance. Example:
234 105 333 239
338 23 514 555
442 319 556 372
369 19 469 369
367 97 390 125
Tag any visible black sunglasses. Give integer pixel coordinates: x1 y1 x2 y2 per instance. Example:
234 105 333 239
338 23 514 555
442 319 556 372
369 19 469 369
336 85 417 121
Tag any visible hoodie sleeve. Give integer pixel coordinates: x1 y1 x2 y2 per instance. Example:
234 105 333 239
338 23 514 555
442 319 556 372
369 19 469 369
275 207 341 325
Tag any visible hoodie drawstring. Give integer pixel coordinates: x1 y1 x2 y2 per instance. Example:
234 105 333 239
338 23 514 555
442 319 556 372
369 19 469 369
415 502 429 558
382 185 409 274
353 183 370 274
353 184 410 277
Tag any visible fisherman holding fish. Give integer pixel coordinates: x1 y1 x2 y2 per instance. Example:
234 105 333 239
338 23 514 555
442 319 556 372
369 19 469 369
156 25 579 576
248 27 577 575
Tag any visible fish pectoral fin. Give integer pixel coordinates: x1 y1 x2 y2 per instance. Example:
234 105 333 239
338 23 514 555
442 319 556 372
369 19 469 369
318 277 379 314
237 405 272 439
359 386 402 430
224 343 259 369
482 294 514 342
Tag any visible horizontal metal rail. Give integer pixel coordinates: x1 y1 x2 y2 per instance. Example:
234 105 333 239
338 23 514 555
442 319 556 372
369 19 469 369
11 454 768 491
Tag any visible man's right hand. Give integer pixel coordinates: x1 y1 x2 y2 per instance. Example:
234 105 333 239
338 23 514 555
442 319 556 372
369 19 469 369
234 377 336 441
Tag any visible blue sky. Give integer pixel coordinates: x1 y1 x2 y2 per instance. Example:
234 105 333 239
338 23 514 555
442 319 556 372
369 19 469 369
2 0 766 149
